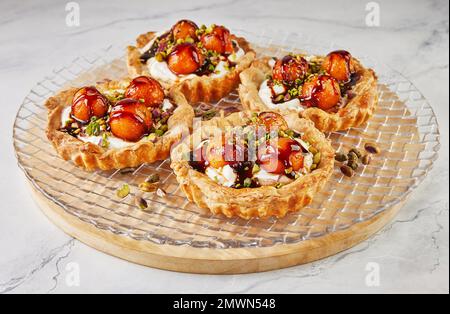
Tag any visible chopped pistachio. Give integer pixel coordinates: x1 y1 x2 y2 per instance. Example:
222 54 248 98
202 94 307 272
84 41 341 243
139 182 158 193
347 151 358 161
364 142 381 154
347 159 359 170
135 195 148 210
101 133 110 149
155 52 165 62
116 184 130 199
313 152 321 165
145 174 160 183
243 178 252 188
86 117 101 136
155 125 168 136
285 129 294 138
349 148 362 159
252 164 261 174
340 165 354 177
274 94 285 102
65 118 74 126
361 154 372 165
279 130 287 138
309 146 318 155
147 133 157 142
335 153 348 162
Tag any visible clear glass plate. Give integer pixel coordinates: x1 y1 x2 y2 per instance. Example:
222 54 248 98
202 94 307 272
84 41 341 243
13 31 440 249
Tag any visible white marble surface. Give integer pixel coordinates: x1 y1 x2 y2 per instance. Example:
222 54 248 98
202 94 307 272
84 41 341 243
0 0 448 294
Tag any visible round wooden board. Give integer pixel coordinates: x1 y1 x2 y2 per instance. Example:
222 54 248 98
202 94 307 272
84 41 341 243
28 181 406 274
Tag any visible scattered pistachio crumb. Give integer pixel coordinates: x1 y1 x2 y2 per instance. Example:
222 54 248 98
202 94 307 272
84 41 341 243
116 184 130 199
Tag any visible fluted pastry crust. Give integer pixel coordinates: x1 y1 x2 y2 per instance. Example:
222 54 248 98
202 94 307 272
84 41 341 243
170 111 335 219
127 32 255 103
239 57 378 132
46 79 193 171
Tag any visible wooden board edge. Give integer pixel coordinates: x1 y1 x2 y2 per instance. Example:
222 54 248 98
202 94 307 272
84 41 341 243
28 182 406 274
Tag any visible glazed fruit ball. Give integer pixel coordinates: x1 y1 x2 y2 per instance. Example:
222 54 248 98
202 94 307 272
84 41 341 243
71 87 109 123
200 25 234 55
276 137 296 160
301 75 341 110
321 50 353 82
172 20 198 41
109 99 153 142
167 43 205 75
125 76 165 107
272 55 309 85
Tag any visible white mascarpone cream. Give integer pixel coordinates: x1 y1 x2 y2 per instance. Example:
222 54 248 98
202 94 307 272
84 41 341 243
210 61 229 78
258 79 303 112
253 168 292 186
162 98 174 111
205 165 237 187
227 45 245 63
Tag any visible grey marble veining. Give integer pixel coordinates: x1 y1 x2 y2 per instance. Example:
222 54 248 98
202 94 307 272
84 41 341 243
0 0 448 294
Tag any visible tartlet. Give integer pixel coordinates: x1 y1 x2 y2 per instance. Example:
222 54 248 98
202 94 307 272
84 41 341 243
239 51 378 132
170 111 334 219
127 20 255 103
46 76 194 171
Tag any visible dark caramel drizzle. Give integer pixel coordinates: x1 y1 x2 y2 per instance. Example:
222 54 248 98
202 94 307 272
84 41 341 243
140 31 172 64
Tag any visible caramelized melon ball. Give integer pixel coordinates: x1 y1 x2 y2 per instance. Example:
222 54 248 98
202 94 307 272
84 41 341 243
125 76 165 107
71 87 109 123
200 25 234 55
272 55 309 85
257 112 288 131
321 50 353 82
301 75 341 110
109 99 152 142
167 43 204 75
172 19 198 41
276 137 296 160
205 136 228 169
